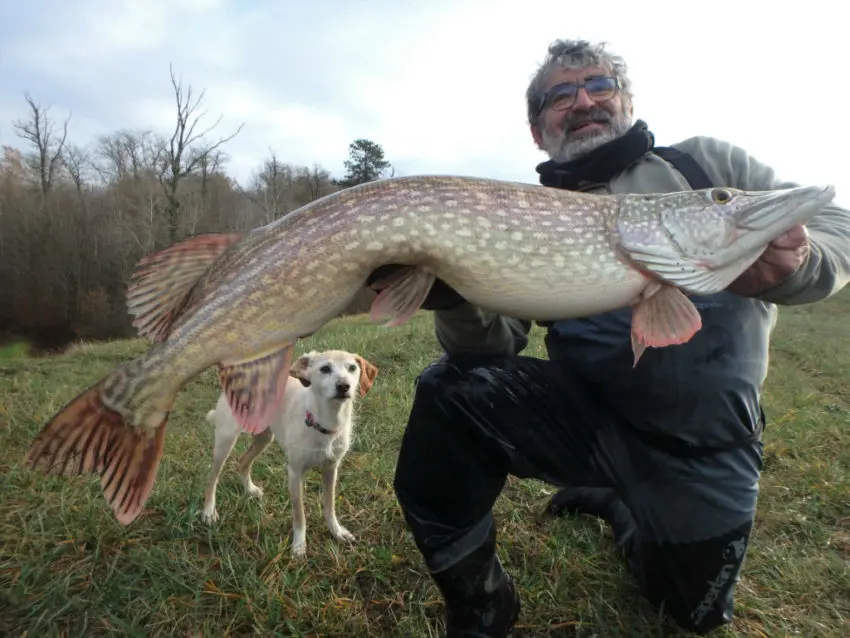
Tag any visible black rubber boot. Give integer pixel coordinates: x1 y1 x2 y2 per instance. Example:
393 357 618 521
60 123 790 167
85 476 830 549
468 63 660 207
544 486 619 519
429 524 521 638
545 486 638 558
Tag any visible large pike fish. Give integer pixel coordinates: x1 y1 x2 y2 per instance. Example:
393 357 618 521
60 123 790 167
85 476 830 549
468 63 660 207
25 175 834 525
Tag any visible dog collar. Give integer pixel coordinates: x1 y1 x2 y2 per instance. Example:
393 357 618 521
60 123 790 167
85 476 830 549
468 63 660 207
305 411 336 435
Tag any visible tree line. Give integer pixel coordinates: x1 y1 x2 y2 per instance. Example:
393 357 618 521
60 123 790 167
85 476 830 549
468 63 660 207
0 66 394 351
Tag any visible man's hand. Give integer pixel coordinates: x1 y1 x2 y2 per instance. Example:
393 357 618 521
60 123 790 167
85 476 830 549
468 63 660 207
726 224 810 296
366 264 466 311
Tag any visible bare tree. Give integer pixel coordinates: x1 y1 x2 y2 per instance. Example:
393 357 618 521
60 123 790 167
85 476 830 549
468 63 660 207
186 147 228 233
94 130 164 188
193 146 227 200
158 63 245 243
305 162 335 201
236 153 339 226
255 149 288 223
62 143 92 193
0 94 392 349
12 92 70 200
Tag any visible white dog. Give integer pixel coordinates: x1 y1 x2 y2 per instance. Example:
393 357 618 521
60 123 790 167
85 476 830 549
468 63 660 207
200 349 379 557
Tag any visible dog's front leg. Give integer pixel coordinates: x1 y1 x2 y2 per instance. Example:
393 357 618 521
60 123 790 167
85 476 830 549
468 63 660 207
321 461 355 544
237 428 273 498
288 465 308 557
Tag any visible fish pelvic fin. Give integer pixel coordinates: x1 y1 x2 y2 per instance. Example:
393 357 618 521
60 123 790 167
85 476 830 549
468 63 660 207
219 344 296 435
25 380 169 526
369 265 437 327
630 283 703 367
127 232 244 342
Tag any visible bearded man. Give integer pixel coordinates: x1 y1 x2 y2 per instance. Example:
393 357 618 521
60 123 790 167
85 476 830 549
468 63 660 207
368 39 850 637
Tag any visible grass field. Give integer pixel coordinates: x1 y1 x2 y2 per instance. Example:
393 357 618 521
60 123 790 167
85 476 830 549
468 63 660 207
1 294 848 637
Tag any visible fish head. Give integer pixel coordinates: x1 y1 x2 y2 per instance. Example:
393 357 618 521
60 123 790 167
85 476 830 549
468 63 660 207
617 184 835 294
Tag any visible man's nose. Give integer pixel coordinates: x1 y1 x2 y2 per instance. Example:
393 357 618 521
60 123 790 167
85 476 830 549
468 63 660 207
572 88 595 110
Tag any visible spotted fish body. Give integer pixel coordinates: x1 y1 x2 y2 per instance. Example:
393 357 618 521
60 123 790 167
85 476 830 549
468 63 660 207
161 178 639 359
25 174 835 525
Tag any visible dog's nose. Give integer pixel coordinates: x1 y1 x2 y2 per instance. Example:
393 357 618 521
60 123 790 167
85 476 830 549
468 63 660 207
336 382 351 394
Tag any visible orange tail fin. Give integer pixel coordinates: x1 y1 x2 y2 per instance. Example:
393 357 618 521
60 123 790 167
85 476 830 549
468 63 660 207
25 383 167 526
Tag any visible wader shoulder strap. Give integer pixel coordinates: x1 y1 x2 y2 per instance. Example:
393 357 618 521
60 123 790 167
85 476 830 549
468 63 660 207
652 146 714 190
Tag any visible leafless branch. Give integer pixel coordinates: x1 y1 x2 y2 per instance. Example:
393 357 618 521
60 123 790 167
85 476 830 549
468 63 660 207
12 92 71 198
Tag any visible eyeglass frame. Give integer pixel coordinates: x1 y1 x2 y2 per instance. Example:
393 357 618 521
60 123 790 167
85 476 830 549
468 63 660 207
534 76 621 117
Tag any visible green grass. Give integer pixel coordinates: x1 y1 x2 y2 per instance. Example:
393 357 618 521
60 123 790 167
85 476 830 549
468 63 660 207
0 340 32 361
1 296 849 637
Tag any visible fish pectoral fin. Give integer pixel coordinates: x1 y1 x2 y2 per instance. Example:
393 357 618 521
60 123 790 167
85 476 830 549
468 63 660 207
630 284 702 367
369 265 437 327
219 345 295 435
25 381 168 526
626 251 758 296
127 232 244 342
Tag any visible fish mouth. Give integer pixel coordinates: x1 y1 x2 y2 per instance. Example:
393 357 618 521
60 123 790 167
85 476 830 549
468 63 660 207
735 184 835 231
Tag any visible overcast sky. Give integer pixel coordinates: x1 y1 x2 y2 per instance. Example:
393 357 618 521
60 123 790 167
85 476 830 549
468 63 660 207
1 0 846 207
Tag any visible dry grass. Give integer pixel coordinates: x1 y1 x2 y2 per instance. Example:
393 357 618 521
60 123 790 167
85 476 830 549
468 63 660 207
1 294 848 637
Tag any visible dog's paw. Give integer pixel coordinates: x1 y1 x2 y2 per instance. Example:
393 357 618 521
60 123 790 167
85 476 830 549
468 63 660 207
200 507 219 524
291 529 307 558
245 483 264 499
332 525 355 544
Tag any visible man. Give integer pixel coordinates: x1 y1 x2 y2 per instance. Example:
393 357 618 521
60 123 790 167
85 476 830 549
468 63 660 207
369 40 850 636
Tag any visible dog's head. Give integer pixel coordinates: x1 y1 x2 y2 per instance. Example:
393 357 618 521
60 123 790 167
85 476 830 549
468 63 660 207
289 349 379 401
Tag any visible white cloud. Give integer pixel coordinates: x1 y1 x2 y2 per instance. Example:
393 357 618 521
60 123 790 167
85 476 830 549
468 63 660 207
0 0 846 209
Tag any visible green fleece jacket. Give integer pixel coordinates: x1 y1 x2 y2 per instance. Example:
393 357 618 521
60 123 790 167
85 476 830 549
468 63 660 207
431 136 850 446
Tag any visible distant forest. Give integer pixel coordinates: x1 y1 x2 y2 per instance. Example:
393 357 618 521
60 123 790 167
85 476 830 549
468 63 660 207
0 66 394 351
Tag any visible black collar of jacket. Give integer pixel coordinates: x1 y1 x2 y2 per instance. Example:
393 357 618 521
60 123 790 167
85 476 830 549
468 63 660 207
535 119 655 190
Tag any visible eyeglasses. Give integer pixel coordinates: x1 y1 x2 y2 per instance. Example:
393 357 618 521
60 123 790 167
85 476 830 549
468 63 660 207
537 76 620 113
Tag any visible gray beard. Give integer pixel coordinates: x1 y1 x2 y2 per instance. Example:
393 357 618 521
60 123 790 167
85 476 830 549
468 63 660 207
540 111 633 163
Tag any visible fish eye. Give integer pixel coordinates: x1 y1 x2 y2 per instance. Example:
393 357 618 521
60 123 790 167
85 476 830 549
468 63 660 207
711 188 733 204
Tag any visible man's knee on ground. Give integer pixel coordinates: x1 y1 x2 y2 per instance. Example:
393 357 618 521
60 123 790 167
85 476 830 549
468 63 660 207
635 532 745 636
637 574 735 636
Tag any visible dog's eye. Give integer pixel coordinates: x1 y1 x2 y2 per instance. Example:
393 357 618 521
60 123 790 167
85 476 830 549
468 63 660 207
348 365 357 373
320 365 331 374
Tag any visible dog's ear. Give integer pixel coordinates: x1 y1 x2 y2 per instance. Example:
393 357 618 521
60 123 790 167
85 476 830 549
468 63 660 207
289 353 313 387
354 355 379 397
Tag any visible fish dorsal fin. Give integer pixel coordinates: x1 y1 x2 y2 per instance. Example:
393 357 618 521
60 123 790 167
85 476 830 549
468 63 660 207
127 232 243 342
218 345 295 434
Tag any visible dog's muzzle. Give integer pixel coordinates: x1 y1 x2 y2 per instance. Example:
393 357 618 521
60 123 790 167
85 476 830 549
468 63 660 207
335 383 351 399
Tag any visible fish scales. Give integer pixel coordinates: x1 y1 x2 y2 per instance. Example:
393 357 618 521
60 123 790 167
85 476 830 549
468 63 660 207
170 177 641 360
22 174 835 525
